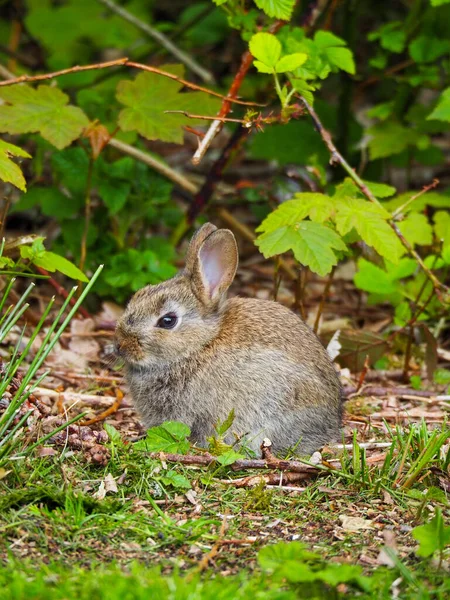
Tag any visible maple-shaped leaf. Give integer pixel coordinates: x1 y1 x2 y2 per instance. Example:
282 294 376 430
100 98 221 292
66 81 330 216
0 139 30 191
257 193 334 234
398 212 433 247
335 196 404 262
116 64 221 144
0 85 89 150
256 222 346 276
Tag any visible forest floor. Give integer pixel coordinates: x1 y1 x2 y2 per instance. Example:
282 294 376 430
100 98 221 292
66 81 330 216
0 260 449 598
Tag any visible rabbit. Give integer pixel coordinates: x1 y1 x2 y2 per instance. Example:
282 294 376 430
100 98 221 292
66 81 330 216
115 223 343 455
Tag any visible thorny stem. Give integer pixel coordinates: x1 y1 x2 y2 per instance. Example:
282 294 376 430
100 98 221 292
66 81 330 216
0 58 261 107
191 50 255 165
299 96 448 298
392 179 439 218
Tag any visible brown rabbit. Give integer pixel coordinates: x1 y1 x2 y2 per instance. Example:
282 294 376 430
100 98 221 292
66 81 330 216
115 223 343 454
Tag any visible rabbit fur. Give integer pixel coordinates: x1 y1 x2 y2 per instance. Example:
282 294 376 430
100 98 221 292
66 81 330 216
115 223 343 454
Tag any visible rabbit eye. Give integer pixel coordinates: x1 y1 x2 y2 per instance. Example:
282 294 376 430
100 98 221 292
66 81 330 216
156 313 178 329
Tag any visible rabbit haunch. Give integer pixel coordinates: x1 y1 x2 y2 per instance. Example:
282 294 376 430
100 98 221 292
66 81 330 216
115 223 343 454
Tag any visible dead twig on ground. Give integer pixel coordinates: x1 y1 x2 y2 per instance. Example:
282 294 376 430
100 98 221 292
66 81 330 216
97 0 213 83
79 389 123 425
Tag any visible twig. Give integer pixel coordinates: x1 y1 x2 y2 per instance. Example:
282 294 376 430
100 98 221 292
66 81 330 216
196 513 228 572
392 179 439 218
0 58 260 107
164 110 248 125
96 0 213 83
313 267 335 333
299 97 448 296
0 62 15 80
219 471 309 488
79 389 123 426
148 451 320 475
356 355 370 392
188 125 250 223
192 51 254 165
35 267 91 319
32 387 127 407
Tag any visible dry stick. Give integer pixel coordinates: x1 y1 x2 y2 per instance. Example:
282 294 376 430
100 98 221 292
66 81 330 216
35 267 91 319
96 0 213 84
79 390 123 426
187 125 250 224
108 138 297 280
192 50 254 165
148 451 320 475
0 58 260 108
299 97 448 297
313 267 335 333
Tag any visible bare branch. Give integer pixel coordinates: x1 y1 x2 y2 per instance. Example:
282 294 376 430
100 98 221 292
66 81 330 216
96 0 214 83
0 58 262 107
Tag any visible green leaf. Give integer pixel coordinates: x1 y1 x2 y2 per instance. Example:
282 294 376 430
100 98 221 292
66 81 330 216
363 180 396 198
431 0 450 5
161 470 191 490
257 193 334 235
409 35 450 63
367 121 419 159
256 222 346 276
253 0 295 20
137 421 191 454
398 212 433 246
116 65 221 144
354 259 400 295
215 409 236 436
394 301 412 326
368 22 406 53
33 251 88 282
412 509 450 557
249 32 281 73
434 210 450 247
0 139 30 191
14 187 77 219
275 53 307 73
335 197 404 262
0 85 89 149
314 31 355 74
98 180 131 215
216 449 244 466
104 423 122 444
427 88 450 122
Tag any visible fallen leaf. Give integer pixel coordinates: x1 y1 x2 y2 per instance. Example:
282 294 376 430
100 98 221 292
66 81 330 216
104 473 118 494
0 468 11 480
339 515 373 532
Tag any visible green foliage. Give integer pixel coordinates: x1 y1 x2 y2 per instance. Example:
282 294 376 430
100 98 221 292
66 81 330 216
412 508 450 558
249 32 306 74
135 422 191 455
254 0 296 20
0 140 30 191
428 88 450 121
117 65 221 144
20 238 88 282
256 221 346 276
258 541 371 591
0 85 89 149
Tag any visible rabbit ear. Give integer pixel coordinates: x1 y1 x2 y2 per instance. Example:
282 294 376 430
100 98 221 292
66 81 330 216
191 229 238 304
185 223 217 274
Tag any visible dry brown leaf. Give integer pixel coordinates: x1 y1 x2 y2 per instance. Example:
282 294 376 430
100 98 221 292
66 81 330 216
339 515 373 532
